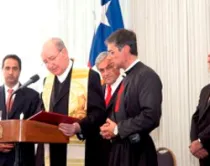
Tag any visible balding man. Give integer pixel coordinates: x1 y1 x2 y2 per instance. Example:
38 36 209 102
39 38 106 166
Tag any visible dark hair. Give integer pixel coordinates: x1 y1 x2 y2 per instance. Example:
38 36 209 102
2 54 22 70
105 29 138 55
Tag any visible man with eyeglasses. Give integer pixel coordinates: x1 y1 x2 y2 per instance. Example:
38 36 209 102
100 29 162 166
38 38 106 166
95 51 123 166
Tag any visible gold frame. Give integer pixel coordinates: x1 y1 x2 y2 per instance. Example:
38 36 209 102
69 135 85 145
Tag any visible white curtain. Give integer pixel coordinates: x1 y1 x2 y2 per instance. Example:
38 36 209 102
0 0 209 165
129 0 210 166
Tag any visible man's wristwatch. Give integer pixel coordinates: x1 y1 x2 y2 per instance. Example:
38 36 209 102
113 125 118 135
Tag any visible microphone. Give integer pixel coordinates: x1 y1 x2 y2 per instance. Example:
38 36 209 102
13 74 40 94
6 74 40 119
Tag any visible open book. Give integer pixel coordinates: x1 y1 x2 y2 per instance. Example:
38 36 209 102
28 111 79 126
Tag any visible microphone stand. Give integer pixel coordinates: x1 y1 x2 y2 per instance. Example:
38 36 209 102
14 142 22 166
7 92 23 166
6 75 39 166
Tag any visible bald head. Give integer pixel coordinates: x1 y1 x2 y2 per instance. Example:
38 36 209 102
43 38 66 52
41 38 69 76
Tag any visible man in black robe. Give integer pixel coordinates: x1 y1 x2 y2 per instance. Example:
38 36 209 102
100 29 162 166
39 38 106 166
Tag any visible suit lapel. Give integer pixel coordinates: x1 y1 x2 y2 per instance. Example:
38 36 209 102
53 88 69 107
0 86 7 119
199 87 210 121
102 85 106 95
8 90 25 119
52 67 72 108
52 77 70 108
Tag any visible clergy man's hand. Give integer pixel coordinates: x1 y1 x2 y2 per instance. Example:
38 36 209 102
100 118 117 140
59 123 81 137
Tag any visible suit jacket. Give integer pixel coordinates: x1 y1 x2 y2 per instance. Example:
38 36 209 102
42 69 106 166
190 84 210 151
109 62 162 166
0 85 40 166
117 62 162 138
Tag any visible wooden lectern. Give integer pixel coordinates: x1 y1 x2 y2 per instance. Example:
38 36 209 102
0 120 69 166
0 120 69 143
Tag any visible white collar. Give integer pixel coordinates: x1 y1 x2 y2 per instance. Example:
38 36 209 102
106 75 123 96
57 60 72 83
4 82 19 93
110 76 123 89
125 59 140 73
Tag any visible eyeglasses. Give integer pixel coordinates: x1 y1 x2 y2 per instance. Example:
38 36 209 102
43 49 63 65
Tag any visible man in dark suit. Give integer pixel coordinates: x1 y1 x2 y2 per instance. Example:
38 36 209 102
190 54 210 166
0 54 40 166
40 38 106 166
95 51 123 166
100 29 162 166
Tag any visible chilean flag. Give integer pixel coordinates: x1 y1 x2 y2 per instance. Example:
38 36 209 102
88 0 124 67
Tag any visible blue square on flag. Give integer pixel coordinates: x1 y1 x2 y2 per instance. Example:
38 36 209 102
88 0 124 67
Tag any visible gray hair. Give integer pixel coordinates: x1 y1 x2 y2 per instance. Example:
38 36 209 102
95 51 109 69
50 37 66 51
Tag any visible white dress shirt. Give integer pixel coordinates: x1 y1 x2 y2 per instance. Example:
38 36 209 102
57 60 72 83
105 75 123 99
4 82 20 102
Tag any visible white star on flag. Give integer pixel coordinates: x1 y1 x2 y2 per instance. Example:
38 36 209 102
95 0 111 29
89 0 124 67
